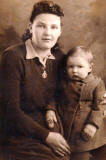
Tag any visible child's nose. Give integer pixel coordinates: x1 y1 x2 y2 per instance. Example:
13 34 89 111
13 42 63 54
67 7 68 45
73 67 78 73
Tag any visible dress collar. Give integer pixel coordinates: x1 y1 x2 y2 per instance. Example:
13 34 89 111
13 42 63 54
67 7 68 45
25 39 55 67
25 39 55 60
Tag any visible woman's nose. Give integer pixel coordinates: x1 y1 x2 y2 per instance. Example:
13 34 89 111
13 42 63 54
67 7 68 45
44 27 51 35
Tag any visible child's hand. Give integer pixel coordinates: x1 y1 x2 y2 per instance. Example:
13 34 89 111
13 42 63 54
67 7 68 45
81 124 97 141
100 91 106 104
46 110 57 129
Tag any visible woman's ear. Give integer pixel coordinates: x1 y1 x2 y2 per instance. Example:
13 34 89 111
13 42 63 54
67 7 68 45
28 23 32 33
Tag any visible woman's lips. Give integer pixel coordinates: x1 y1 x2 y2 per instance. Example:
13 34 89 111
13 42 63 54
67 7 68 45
42 38 51 41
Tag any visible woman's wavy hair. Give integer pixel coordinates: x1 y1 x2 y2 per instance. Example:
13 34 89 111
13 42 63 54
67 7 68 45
22 0 64 51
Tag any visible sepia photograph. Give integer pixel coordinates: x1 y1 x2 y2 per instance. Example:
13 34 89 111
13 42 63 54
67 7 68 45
0 0 106 159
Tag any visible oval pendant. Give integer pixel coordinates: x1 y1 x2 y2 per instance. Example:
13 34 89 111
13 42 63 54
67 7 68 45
42 70 47 79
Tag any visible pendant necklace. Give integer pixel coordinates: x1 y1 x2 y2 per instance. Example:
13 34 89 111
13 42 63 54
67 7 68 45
42 67 47 79
40 55 49 79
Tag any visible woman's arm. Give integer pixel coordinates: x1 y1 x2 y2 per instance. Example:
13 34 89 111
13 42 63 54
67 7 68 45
1 49 49 141
1 49 71 157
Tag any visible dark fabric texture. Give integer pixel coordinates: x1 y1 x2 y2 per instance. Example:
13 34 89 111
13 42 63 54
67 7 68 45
71 151 92 160
49 74 106 152
91 145 106 160
1 137 69 160
0 42 68 160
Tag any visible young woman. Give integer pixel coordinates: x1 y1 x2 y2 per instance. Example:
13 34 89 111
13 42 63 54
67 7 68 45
1 1 70 160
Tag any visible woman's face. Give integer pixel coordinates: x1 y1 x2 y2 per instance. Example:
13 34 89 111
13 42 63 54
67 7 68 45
30 13 61 51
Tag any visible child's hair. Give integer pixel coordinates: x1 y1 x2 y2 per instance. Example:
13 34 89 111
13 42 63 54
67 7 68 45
66 46 93 65
60 46 93 80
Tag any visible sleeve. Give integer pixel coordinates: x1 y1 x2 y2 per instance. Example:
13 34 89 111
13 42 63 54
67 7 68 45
46 52 65 112
46 77 64 112
1 50 49 141
87 79 105 128
46 79 60 111
46 102 57 111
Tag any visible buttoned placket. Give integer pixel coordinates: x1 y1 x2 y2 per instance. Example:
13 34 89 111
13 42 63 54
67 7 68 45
25 39 55 79
39 55 49 79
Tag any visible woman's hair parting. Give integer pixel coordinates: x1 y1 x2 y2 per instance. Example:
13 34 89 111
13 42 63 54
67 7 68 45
22 0 64 42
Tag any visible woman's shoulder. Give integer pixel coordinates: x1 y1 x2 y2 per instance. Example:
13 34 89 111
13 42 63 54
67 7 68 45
2 42 26 60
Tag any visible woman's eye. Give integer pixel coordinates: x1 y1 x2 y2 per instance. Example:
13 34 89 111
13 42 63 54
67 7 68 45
51 25 58 29
37 24 45 28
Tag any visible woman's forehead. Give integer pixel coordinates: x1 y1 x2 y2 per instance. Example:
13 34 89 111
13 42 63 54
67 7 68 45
33 13 61 24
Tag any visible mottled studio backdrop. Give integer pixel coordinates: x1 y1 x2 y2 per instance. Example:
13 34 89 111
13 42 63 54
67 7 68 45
0 0 106 84
0 0 106 158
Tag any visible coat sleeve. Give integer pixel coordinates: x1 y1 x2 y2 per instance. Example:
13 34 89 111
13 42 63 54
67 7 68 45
1 50 49 141
87 79 105 128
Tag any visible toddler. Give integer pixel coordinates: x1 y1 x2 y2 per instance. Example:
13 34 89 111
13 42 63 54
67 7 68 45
46 46 106 160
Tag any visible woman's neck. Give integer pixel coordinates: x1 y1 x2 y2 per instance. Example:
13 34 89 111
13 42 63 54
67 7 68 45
31 41 51 58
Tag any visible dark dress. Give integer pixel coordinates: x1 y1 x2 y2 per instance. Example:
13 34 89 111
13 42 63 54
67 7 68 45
0 42 68 160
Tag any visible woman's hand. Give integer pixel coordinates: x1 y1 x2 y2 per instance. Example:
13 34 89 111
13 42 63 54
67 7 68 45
46 110 57 129
46 132 71 157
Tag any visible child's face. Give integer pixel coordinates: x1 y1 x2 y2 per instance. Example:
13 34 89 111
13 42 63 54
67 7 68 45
66 56 92 80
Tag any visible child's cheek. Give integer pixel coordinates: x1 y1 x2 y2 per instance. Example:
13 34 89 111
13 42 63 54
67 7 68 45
68 71 72 78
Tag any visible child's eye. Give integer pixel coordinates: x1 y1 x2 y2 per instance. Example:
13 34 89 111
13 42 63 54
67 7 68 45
78 65 83 68
70 65 73 68
67 65 73 69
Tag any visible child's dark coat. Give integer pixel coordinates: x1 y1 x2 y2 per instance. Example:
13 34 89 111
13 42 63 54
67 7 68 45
56 74 106 152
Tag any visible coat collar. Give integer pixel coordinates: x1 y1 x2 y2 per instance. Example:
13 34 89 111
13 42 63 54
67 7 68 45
67 73 95 84
82 73 95 84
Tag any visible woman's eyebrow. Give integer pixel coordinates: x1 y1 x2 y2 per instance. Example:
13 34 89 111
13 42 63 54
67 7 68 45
37 21 45 24
37 21 59 25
